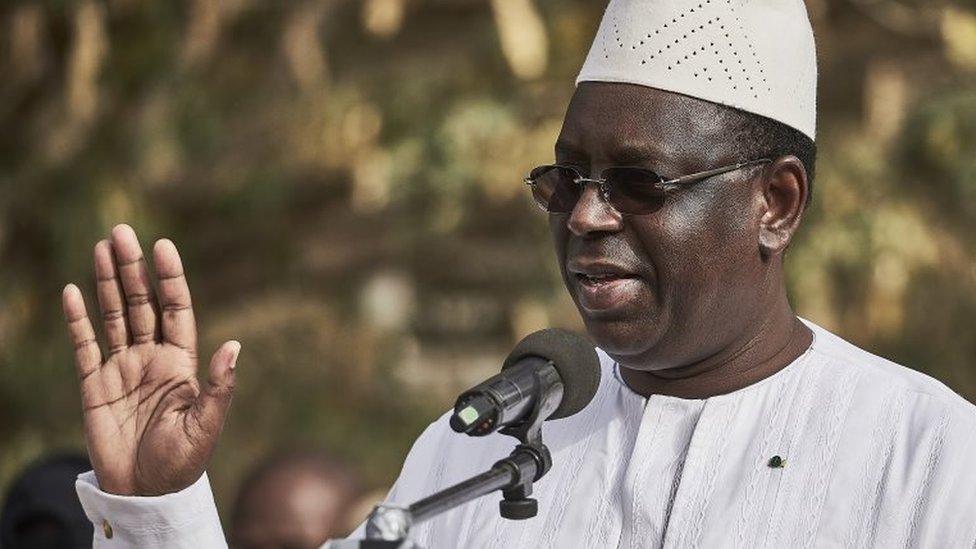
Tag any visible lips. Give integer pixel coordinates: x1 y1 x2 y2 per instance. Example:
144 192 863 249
568 260 644 312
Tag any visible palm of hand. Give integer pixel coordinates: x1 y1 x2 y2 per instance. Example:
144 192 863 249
64 225 240 496
86 344 200 496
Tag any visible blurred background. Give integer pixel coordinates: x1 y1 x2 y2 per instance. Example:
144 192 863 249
1 0 975 533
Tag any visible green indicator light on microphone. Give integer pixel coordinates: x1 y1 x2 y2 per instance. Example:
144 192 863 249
458 406 480 425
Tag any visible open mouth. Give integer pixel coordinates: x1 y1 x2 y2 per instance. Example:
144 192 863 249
571 269 644 312
575 272 637 287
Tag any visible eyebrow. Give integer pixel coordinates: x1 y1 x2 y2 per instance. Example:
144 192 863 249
609 143 664 165
554 138 669 170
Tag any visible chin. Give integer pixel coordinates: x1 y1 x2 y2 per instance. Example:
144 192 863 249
578 310 662 360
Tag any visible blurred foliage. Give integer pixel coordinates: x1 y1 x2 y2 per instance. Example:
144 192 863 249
1 0 974 519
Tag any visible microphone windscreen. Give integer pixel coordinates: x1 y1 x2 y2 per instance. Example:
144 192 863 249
502 328 601 420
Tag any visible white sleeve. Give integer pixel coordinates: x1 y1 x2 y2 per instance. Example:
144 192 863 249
75 471 227 548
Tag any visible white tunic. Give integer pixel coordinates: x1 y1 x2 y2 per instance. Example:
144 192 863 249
76 320 976 548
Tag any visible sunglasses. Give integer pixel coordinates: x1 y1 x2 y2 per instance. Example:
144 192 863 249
523 158 771 215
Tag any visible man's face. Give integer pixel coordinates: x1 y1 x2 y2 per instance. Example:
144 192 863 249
550 82 768 371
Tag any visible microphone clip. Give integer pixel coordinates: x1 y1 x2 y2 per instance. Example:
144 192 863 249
497 442 552 520
494 364 560 520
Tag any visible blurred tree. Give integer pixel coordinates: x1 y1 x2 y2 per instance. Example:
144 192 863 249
1 0 974 516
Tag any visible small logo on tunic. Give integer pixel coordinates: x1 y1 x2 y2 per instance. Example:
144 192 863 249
767 455 786 468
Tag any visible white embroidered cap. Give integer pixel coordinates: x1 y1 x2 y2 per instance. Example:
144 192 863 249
576 0 817 140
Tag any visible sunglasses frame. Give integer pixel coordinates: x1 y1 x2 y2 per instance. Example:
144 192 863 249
523 158 772 214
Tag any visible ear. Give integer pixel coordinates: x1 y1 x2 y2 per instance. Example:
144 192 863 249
758 156 809 256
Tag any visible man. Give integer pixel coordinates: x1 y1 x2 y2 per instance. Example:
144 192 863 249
64 0 976 547
230 451 365 548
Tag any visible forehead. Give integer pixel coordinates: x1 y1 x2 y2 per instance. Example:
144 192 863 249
556 82 733 167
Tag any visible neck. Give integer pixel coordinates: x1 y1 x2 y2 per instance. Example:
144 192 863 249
619 288 813 399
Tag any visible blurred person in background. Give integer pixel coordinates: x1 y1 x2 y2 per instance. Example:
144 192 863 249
54 0 976 547
0 453 92 549
229 450 364 549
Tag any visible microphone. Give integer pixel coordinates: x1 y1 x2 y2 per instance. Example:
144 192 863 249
449 328 601 436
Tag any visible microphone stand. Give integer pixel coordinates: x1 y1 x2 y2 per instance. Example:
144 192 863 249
324 365 561 549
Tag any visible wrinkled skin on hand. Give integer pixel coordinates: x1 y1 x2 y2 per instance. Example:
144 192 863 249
62 224 241 496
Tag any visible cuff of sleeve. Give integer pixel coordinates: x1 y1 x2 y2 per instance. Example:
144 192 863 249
75 470 227 548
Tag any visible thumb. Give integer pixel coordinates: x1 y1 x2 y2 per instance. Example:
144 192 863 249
193 340 241 438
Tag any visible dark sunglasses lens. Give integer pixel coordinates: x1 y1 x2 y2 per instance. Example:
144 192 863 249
529 166 580 213
605 167 667 214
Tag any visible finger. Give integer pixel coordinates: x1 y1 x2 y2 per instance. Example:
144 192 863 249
192 341 240 439
153 239 197 353
62 284 104 384
94 240 129 354
110 224 159 344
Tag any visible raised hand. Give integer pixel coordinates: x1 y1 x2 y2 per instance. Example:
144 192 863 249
62 224 240 496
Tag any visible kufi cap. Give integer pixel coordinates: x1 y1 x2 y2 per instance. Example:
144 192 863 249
577 0 817 140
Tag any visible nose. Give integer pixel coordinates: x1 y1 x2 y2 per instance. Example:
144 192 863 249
566 182 624 236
